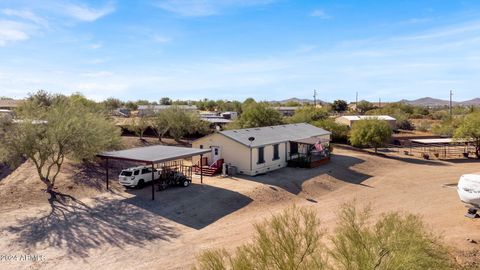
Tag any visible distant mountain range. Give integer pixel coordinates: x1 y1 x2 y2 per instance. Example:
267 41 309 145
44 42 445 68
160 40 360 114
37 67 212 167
272 98 327 105
272 97 480 107
400 97 480 107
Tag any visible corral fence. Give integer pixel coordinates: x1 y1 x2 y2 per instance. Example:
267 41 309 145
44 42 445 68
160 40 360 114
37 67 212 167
382 140 477 159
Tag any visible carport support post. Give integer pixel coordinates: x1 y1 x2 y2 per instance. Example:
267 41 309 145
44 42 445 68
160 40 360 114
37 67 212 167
151 162 155 201
105 158 109 190
200 154 203 184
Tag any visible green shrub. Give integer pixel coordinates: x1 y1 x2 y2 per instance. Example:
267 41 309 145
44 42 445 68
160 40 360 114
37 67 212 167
330 203 453 270
314 118 349 143
415 120 431 132
194 204 454 270
349 119 392 153
194 206 327 270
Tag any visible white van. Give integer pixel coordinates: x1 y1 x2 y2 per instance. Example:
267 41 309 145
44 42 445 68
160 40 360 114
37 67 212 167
119 166 161 188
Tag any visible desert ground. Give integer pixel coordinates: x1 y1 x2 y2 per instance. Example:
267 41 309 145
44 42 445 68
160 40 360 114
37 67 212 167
1 141 480 269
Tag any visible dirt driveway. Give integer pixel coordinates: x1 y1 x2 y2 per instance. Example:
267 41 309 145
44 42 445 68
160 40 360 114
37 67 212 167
1 147 479 269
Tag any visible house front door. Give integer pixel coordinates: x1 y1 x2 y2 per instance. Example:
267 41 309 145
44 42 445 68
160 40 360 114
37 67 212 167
211 146 221 163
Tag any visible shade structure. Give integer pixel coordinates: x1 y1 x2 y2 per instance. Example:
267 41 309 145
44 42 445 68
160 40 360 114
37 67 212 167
97 145 210 163
97 145 210 200
290 137 330 145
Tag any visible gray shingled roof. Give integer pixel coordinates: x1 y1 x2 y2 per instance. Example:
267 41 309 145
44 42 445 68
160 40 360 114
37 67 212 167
220 123 331 147
97 145 210 163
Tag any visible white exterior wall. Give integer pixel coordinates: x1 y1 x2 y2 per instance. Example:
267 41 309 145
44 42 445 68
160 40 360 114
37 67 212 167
193 133 331 176
192 133 251 175
250 142 288 175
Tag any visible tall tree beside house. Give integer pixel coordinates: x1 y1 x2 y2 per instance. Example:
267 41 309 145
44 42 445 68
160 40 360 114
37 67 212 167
160 97 172 105
356 100 376 114
128 116 150 140
349 119 392 153
25 89 66 107
286 106 328 124
0 93 121 199
228 102 283 129
124 101 138 111
102 97 123 111
332 99 348 113
151 107 210 142
454 112 480 158
314 118 349 143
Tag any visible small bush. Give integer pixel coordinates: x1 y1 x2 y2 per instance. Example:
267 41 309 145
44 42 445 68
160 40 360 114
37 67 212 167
194 204 455 270
193 206 327 270
415 120 431 132
330 203 453 270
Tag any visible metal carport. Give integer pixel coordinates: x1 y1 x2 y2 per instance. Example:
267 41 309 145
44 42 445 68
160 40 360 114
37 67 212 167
97 145 210 200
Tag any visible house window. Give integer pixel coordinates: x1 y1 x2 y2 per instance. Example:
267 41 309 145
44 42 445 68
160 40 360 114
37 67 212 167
257 147 265 164
199 145 203 149
290 142 298 154
273 144 279 160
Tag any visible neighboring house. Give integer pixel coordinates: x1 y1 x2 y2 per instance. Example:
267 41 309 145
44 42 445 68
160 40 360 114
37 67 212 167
335 115 397 129
200 117 232 131
273 106 299 117
221 111 238 120
199 111 236 130
192 123 331 176
138 105 198 117
0 109 14 121
0 99 22 110
112 108 131 117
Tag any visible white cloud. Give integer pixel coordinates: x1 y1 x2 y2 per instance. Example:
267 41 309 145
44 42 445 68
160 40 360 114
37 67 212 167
62 1 115 22
81 71 114 78
0 20 31 46
153 35 172 44
88 42 103 49
310 9 331 19
154 0 274 17
1 8 49 27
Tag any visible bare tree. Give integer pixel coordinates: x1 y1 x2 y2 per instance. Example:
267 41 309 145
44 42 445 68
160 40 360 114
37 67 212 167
0 94 121 198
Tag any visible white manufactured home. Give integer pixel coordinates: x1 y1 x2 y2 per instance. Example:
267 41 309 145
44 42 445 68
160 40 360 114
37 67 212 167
335 115 397 129
192 123 331 176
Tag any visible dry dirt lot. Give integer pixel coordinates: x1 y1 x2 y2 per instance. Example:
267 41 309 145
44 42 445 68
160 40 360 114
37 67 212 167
1 146 480 269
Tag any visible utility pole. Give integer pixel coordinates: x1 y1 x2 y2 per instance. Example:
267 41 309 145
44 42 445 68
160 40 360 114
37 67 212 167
356 91 358 105
313 89 317 107
450 90 453 118
379 97 381 107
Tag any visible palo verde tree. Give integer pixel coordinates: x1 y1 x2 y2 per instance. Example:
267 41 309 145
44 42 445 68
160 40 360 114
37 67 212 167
332 99 348 113
0 93 121 197
330 202 452 270
349 119 392 153
194 206 327 270
356 100 376 114
151 106 209 142
228 102 283 129
128 116 150 140
454 112 480 158
286 105 329 124
195 204 453 270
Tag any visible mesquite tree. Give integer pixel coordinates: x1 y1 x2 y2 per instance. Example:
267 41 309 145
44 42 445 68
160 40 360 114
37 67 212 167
349 119 392 153
455 112 480 158
0 94 121 195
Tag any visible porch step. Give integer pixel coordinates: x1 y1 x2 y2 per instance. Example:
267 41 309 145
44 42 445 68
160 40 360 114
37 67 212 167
194 166 220 176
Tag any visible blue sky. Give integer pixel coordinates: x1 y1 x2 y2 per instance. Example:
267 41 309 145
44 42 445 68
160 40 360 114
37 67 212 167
1 0 480 102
